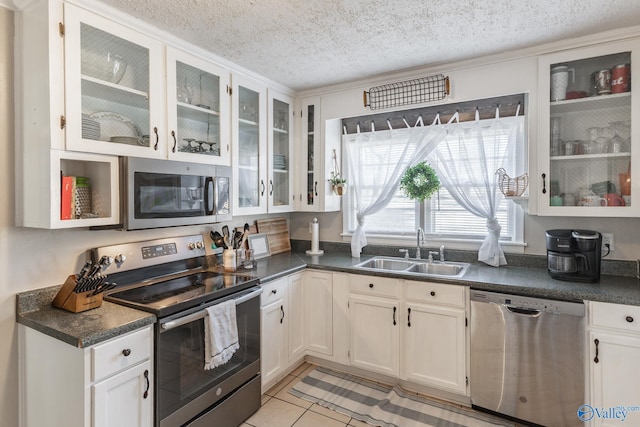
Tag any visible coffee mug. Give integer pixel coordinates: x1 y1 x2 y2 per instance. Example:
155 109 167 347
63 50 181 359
580 195 608 207
604 193 625 206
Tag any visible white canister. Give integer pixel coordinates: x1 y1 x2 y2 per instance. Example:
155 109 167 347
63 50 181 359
551 65 575 102
223 248 236 271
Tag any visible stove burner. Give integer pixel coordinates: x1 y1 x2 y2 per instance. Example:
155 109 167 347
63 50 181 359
107 270 258 316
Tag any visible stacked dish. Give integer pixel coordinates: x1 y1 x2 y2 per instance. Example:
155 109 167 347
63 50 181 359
273 154 287 170
82 113 101 140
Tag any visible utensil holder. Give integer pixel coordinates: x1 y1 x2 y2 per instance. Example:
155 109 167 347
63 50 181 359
52 275 103 313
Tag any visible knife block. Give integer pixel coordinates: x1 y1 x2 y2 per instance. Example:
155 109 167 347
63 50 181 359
52 275 104 313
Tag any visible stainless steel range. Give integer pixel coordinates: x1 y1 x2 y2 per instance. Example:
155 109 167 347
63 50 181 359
93 235 261 427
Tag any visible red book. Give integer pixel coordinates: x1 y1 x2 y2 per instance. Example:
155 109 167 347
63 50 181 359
61 175 75 220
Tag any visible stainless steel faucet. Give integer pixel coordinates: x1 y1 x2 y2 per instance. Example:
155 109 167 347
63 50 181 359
416 227 424 259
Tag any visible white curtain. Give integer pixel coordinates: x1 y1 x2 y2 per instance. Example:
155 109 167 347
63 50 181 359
344 123 445 258
429 109 524 266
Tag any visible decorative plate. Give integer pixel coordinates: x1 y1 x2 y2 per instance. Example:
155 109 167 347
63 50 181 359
90 112 142 141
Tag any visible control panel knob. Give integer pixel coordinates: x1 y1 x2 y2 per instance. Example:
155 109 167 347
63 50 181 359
196 241 204 249
114 254 126 264
188 242 196 250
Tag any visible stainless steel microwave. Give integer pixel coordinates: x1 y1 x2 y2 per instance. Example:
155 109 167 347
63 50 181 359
122 157 231 230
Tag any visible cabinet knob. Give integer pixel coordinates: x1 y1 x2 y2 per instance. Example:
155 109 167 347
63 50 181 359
271 289 277 294
369 283 374 289
122 349 131 357
430 291 436 296
626 316 634 323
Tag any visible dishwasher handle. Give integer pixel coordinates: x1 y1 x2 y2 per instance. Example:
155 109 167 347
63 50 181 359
504 305 542 317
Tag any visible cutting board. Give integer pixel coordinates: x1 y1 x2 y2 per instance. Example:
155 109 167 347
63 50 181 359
256 217 291 255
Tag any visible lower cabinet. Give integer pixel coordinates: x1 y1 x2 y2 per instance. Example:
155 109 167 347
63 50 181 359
93 360 152 427
402 280 467 395
260 277 289 390
349 294 400 377
20 325 153 427
304 270 333 356
587 302 640 427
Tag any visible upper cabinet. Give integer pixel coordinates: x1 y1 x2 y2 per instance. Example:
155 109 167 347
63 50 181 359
293 97 341 212
64 3 166 158
538 39 640 216
232 76 268 215
268 90 294 212
166 47 231 165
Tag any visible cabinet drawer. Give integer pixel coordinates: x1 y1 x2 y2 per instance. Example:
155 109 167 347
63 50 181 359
349 274 398 298
591 301 640 333
405 281 465 308
92 327 151 382
260 278 287 307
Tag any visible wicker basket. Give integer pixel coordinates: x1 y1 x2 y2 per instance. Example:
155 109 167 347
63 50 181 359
496 168 528 197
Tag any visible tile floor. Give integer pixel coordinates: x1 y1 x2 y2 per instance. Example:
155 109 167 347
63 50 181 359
243 362 369 427
242 362 523 427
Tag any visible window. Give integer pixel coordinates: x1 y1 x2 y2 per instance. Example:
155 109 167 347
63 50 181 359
343 113 525 247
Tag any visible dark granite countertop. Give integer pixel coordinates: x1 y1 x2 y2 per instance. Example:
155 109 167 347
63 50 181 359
288 250 640 306
16 285 156 348
16 248 640 349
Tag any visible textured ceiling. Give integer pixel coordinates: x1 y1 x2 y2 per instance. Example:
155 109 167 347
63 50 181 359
99 0 640 91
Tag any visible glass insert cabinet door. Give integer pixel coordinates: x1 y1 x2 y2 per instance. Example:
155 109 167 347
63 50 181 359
166 48 231 165
64 4 165 158
232 77 268 215
538 40 639 217
268 93 294 212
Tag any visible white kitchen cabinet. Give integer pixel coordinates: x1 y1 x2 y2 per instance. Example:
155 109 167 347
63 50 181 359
19 325 153 427
294 96 341 212
348 274 400 377
349 294 400 377
260 278 288 390
304 270 333 356
268 90 295 212
537 39 640 216
166 47 231 165
64 3 166 158
232 75 268 215
588 301 640 426
93 360 152 427
288 273 305 362
402 281 467 395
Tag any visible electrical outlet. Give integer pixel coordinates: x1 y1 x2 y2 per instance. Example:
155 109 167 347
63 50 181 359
602 233 614 252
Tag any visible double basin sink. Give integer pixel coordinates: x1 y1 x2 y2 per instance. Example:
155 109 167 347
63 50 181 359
354 256 469 278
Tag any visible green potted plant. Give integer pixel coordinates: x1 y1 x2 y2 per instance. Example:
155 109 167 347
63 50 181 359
400 162 440 201
329 171 347 196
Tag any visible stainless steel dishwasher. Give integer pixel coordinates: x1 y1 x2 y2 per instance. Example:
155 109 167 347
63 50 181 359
470 290 585 427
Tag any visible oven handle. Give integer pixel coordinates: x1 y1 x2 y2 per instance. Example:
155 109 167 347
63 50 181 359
160 287 263 331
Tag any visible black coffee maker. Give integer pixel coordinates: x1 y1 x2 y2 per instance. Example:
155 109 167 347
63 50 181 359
546 229 602 282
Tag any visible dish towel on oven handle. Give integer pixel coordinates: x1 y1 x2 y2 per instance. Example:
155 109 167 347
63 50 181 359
204 299 240 370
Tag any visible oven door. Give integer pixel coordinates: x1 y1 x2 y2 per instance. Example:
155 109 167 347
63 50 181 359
156 287 261 427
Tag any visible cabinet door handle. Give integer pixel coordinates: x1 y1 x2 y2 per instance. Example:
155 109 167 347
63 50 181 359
269 180 273 196
626 316 634 323
143 369 150 399
393 306 397 326
280 305 285 324
122 349 131 357
261 180 265 196
171 130 177 153
541 173 547 194
153 127 159 151
594 338 600 364
314 181 318 196
407 307 411 327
